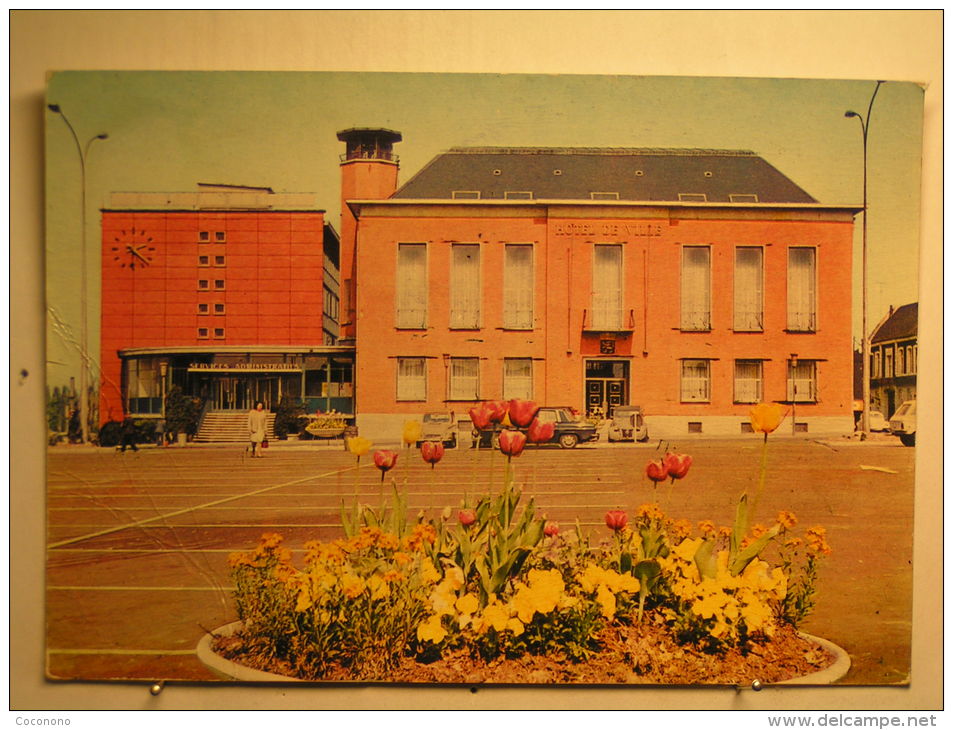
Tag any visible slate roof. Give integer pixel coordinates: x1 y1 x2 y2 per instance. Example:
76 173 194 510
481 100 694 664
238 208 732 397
871 303 919 344
391 147 818 204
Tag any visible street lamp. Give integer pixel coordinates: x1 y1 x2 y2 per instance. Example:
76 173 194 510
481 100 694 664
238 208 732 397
845 80 884 438
790 353 798 436
48 103 109 445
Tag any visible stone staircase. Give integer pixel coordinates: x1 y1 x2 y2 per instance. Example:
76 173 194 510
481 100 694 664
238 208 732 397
194 411 277 443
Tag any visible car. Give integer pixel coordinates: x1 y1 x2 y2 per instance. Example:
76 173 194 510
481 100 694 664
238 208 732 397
867 410 889 432
475 406 599 449
889 400 916 447
607 405 649 442
416 411 458 448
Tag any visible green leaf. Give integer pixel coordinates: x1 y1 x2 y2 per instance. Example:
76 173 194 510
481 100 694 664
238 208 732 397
619 551 633 574
729 524 780 576
693 538 718 580
732 493 749 556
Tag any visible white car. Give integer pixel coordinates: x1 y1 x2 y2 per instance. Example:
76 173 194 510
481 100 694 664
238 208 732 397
868 410 889 432
889 400 917 447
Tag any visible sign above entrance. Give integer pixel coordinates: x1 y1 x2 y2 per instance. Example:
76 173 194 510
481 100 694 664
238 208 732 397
187 363 302 372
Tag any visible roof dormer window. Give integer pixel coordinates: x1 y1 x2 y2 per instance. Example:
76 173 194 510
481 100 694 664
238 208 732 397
678 193 708 202
452 191 481 199
729 194 760 203
590 192 620 201
504 191 533 200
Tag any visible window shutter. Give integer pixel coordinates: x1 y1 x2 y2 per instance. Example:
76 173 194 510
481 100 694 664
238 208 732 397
397 244 427 328
451 245 481 328
734 247 763 330
592 245 622 329
681 247 711 330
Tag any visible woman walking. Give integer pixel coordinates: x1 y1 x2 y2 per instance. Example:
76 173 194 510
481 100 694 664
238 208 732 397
248 402 267 458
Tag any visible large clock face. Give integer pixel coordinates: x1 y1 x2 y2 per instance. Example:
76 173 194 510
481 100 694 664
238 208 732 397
110 227 156 269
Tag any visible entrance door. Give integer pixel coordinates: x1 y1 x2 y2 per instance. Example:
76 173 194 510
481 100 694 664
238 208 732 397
584 360 630 417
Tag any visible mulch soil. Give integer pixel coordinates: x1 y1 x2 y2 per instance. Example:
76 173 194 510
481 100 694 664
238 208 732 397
212 619 834 685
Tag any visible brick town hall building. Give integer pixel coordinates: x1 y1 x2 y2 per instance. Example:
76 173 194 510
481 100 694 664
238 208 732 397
99 129 860 441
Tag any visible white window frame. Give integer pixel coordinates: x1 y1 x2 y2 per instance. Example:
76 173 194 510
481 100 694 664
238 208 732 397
908 345 916 374
787 247 817 332
733 246 764 331
680 359 711 403
896 346 905 375
503 244 534 329
680 245 711 331
871 349 882 379
502 358 534 401
787 360 817 402
733 360 763 404
450 243 481 329
396 358 427 402
591 243 624 330
448 357 480 401
396 243 428 329
884 347 894 378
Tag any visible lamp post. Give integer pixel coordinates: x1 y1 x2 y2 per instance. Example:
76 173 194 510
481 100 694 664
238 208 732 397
48 104 109 445
790 353 798 436
845 80 884 437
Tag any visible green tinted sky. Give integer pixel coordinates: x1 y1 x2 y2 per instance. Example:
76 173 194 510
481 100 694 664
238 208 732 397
45 71 924 384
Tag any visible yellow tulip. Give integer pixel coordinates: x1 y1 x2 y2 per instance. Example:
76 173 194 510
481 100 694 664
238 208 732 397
346 436 373 457
749 403 785 434
402 420 422 445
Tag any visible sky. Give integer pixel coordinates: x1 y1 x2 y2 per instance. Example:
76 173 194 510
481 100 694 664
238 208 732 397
44 71 925 387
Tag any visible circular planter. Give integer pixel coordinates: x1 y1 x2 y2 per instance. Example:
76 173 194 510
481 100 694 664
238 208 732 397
197 622 850 685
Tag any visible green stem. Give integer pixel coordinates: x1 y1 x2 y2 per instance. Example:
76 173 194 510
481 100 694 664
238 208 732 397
749 433 769 533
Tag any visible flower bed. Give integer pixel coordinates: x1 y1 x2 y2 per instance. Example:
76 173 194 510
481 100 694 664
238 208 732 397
210 400 840 685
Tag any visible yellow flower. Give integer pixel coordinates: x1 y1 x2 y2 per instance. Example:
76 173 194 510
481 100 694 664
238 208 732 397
479 602 512 634
340 572 366 599
347 436 373 457
417 614 447 644
402 420 423 445
595 584 616 619
419 558 441 585
367 574 390 600
749 403 785 434
506 617 525 636
776 510 798 530
697 520 716 538
455 592 479 617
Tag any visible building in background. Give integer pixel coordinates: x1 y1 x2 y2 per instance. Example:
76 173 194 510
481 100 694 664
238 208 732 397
340 130 861 440
869 302 918 419
98 184 353 438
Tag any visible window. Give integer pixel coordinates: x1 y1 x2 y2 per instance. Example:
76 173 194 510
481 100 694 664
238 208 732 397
198 279 209 291
214 279 226 290
452 191 481 199
681 246 711 331
734 360 763 403
884 347 894 378
680 359 711 402
197 303 210 315
198 255 210 267
734 247 763 331
213 328 225 339
787 360 817 402
503 244 534 329
213 303 225 315
504 191 533 200
450 244 481 328
396 243 427 328
125 357 162 415
503 358 533 400
592 244 623 330
199 231 210 242
896 346 905 375
323 287 339 320
396 358 427 401
590 192 620 200
197 327 209 339
214 255 226 267
729 194 759 203
787 247 816 331
871 350 882 379
448 358 480 400
678 193 707 202
214 231 226 243
908 346 916 374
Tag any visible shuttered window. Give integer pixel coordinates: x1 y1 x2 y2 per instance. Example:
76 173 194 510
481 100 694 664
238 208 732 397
396 358 427 401
787 360 817 402
592 244 623 330
448 358 480 400
734 360 763 403
396 243 427 329
503 245 534 329
787 247 817 331
680 359 711 402
503 358 533 400
734 247 763 331
450 244 481 328
681 246 711 330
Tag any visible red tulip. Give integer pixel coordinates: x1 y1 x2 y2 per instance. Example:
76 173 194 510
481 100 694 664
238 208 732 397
605 510 629 532
507 399 540 428
664 452 692 480
373 450 399 481
527 417 555 444
458 508 477 527
486 400 510 424
543 522 560 537
421 440 445 468
645 459 668 483
498 429 527 458
468 404 492 431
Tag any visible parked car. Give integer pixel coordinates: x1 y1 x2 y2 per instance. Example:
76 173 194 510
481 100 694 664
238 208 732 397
889 400 917 447
867 410 889 432
475 406 599 449
606 405 649 442
416 411 458 448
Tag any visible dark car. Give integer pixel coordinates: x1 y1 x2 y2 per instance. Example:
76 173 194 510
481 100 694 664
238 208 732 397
476 406 599 449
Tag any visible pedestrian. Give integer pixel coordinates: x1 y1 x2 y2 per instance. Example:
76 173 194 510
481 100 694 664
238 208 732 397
119 418 139 453
248 402 267 458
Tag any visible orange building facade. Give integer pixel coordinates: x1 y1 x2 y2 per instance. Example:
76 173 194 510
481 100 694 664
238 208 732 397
98 187 351 427
340 133 860 440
